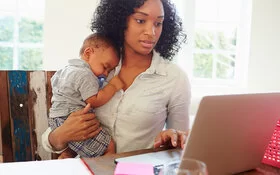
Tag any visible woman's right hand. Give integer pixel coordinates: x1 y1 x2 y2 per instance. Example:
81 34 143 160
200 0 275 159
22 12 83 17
49 104 102 151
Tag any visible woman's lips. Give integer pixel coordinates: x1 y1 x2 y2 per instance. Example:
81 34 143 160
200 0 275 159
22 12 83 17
140 40 155 48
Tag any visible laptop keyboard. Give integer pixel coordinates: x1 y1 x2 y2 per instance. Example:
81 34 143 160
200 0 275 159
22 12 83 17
154 164 164 175
262 120 280 168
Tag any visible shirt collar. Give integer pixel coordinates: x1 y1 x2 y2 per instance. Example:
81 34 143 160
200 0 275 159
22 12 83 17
68 59 90 69
113 50 168 76
114 58 122 76
146 50 168 76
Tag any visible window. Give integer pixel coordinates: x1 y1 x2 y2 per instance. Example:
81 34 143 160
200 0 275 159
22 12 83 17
0 0 45 70
173 0 252 92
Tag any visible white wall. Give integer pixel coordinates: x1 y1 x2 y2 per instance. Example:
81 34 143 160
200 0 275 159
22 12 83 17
43 0 99 70
247 0 280 92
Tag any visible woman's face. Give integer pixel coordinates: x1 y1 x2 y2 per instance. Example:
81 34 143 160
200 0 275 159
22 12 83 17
124 0 164 56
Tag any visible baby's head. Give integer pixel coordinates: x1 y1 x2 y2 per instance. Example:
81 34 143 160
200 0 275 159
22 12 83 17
80 33 120 77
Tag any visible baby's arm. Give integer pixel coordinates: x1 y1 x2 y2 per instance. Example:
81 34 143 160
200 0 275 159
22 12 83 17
86 75 124 108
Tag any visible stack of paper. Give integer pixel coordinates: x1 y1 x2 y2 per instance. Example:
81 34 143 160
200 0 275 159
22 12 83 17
0 158 93 175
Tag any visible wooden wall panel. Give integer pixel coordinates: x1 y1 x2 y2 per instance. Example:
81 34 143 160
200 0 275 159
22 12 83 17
0 71 56 161
0 116 2 162
0 71 13 162
8 71 32 161
27 71 36 160
29 71 51 160
46 71 55 112
46 71 59 159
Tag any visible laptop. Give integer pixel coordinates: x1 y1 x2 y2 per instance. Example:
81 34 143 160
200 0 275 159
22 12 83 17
115 93 280 174
182 93 280 174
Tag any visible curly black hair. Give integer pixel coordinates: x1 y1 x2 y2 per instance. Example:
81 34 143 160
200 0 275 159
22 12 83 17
91 0 187 60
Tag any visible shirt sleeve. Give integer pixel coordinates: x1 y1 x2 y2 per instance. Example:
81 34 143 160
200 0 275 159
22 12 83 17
77 71 99 101
41 127 68 154
166 68 191 131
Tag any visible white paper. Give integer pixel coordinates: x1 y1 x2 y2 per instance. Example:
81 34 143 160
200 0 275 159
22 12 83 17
0 158 92 175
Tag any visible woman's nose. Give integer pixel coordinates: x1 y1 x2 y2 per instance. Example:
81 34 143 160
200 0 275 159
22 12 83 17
145 23 156 36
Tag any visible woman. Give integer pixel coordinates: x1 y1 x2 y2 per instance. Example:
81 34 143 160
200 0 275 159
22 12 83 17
42 0 191 155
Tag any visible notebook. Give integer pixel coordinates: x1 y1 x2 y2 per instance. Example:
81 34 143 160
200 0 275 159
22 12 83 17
182 93 280 174
115 93 280 174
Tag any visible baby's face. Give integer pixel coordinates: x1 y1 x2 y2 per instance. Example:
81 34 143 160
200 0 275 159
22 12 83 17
88 46 119 77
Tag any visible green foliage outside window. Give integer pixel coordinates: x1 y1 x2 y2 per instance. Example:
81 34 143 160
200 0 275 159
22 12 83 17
216 54 235 79
18 48 43 70
19 18 44 43
217 54 235 65
0 16 43 70
216 62 234 79
195 31 214 49
0 16 14 42
193 53 213 78
218 29 237 51
194 29 237 79
0 47 13 70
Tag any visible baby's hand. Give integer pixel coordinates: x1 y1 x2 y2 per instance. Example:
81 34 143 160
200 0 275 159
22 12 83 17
108 75 124 91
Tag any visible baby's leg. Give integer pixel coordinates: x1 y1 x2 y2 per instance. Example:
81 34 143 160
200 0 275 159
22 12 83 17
49 116 74 159
103 139 116 155
68 129 111 158
58 148 77 159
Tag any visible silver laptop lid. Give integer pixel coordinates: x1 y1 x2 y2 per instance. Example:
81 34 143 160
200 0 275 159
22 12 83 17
183 93 280 175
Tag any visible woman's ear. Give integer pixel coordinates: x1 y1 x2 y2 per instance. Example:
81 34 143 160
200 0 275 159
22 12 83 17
83 47 93 60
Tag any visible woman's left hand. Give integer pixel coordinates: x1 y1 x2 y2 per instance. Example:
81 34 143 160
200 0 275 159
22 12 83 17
154 129 189 149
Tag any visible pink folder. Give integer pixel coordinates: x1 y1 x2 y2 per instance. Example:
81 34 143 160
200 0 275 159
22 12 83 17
114 162 154 175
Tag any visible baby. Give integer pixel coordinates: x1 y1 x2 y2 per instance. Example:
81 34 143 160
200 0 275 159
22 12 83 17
48 33 123 158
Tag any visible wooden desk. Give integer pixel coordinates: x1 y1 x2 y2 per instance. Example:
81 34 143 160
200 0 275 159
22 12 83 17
83 148 280 175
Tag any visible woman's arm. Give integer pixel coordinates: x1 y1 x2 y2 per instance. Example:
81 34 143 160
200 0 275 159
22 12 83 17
154 68 191 149
42 104 102 152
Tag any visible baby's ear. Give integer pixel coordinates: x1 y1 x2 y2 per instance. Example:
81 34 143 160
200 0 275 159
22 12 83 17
83 47 93 60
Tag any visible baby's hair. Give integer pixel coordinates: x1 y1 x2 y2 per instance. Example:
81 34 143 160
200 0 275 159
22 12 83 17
79 33 119 57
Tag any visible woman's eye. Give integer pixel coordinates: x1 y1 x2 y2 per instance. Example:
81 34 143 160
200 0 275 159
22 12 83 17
155 22 163 27
136 19 145 24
